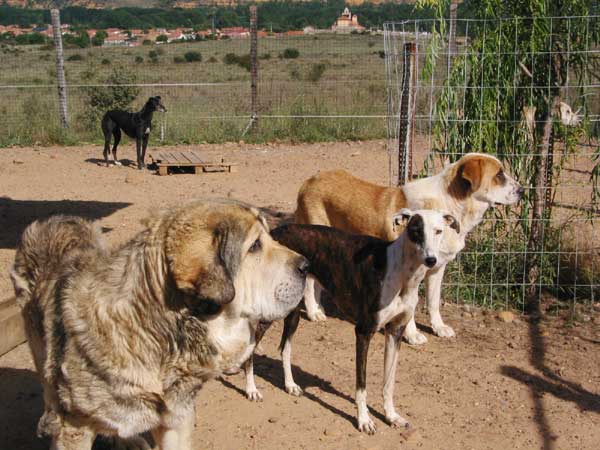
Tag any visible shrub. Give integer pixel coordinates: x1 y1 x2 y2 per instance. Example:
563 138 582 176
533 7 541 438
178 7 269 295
307 63 326 82
208 56 217 63
282 48 300 59
173 56 184 63
80 68 140 131
148 50 158 59
142 39 152 45
235 54 251 71
223 53 238 65
101 58 111 65
67 54 84 61
156 34 168 43
135 55 144 63
184 51 202 62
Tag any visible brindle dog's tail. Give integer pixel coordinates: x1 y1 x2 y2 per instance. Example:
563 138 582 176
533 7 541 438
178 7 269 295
10 215 105 308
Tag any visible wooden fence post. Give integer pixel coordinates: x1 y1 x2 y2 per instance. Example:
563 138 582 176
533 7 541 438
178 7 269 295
249 5 258 133
397 42 417 186
51 9 68 128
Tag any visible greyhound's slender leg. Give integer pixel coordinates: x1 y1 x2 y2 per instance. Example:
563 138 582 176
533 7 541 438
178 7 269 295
111 127 122 166
102 120 112 167
279 307 303 396
140 134 149 170
355 328 376 434
135 133 143 170
383 323 410 428
243 322 272 401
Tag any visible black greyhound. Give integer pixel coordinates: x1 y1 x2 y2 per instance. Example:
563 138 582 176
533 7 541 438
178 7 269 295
101 96 166 169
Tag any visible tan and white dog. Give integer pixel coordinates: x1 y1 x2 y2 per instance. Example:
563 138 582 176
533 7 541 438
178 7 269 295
11 199 308 450
295 153 523 344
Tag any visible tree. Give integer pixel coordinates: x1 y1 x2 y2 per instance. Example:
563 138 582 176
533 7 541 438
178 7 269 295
417 0 599 310
156 34 168 43
92 30 107 46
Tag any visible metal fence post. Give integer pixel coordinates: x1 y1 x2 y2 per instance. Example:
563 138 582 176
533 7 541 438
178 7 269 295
397 42 417 186
250 5 258 132
51 9 68 129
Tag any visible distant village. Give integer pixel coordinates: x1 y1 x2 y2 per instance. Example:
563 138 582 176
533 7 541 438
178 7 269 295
0 7 379 47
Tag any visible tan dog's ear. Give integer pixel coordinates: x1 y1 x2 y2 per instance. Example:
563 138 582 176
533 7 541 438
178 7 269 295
443 214 461 234
461 158 483 192
168 222 239 307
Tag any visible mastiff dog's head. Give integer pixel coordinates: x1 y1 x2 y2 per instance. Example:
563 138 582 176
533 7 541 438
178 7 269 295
159 199 308 321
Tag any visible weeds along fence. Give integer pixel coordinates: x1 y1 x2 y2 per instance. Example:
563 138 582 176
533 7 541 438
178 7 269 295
0 26 387 146
385 16 599 313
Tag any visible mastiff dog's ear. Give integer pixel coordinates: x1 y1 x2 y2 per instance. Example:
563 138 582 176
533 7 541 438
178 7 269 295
167 219 243 307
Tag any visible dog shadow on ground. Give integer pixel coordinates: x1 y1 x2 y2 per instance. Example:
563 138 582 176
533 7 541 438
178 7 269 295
0 197 131 249
222 353 388 429
500 305 600 450
0 367 152 450
84 157 138 168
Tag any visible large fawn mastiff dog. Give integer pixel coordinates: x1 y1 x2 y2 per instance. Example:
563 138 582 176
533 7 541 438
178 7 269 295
11 199 308 450
296 153 523 344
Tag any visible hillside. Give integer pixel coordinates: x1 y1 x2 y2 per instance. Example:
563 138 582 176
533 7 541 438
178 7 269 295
5 0 413 8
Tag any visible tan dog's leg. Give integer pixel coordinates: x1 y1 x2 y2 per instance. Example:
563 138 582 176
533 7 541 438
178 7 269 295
50 417 95 450
426 264 455 338
152 408 194 450
303 276 326 322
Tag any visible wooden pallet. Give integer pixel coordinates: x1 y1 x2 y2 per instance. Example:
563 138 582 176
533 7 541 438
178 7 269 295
150 151 237 176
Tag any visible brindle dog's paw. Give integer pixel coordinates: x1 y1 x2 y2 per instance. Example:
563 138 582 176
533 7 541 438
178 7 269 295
404 330 428 345
357 417 377 435
307 309 327 322
246 388 264 402
285 383 303 396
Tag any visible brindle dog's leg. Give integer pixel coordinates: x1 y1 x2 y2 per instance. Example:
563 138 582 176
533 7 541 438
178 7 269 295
243 321 272 401
383 323 410 428
355 327 376 434
279 306 303 396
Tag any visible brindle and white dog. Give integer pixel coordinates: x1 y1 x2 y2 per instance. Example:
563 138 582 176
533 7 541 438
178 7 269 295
243 209 461 434
296 153 524 344
11 199 308 450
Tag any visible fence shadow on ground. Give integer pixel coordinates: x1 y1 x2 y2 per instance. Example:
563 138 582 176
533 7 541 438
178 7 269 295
0 198 132 249
501 307 600 450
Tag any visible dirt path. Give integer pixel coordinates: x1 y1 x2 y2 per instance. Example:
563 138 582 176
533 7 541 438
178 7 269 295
0 141 598 450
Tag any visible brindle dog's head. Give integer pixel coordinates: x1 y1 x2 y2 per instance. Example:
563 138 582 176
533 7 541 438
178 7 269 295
393 208 460 269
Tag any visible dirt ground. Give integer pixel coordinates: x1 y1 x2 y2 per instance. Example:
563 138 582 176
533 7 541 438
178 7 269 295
0 141 599 450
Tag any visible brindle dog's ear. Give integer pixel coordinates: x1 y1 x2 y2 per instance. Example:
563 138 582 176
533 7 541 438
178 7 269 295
460 158 483 192
392 208 413 233
443 214 460 234
168 221 240 307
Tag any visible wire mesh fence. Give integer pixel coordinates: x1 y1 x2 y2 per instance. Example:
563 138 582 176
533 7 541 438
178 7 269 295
385 16 599 312
0 30 388 146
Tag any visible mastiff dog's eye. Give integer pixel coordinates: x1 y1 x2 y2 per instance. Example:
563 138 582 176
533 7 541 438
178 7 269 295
249 237 262 254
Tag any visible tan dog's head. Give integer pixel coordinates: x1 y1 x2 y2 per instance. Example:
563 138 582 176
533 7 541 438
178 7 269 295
161 199 308 320
448 153 524 206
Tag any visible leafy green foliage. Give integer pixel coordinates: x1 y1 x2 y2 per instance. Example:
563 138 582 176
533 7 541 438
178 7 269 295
419 0 599 307
184 50 201 62
79 68 140 131
281 48 300 59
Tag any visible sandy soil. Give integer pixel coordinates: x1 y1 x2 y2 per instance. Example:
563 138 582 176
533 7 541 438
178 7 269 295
0 141 599 450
